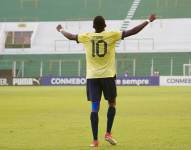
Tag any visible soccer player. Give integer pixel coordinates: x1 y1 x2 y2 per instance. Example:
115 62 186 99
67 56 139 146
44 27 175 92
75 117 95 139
56 14 156 147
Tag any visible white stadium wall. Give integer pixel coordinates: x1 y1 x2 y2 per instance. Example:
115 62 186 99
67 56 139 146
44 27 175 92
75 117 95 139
0 18 191 54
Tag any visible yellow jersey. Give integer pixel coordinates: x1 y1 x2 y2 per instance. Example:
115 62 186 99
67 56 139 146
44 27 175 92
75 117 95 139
78 31 122 79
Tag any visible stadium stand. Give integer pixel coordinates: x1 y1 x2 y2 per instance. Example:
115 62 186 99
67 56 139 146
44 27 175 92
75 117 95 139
0 0 191 21
134 0 191 19
0 0 191 77
0 0 133 21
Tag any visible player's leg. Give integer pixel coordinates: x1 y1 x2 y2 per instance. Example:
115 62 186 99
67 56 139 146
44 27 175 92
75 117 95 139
90 101 100 147
107 99 116 135
102 77 117 145
86 79 102 147
104 99 117 145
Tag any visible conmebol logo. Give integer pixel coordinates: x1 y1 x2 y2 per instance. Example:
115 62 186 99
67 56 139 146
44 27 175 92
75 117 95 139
51 78 86 85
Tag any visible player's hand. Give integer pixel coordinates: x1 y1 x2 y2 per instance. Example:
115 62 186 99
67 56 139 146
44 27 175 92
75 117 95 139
148 14 156 22
56 24 63 32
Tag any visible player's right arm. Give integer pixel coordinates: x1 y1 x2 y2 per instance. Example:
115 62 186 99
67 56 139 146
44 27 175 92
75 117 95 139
122 14 156 39
56 24 77 41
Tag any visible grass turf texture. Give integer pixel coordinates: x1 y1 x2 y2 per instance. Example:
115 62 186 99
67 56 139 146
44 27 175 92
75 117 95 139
0 86 191 150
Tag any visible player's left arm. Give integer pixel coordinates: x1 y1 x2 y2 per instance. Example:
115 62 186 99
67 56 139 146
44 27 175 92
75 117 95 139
122 14 156 39
56 24 77 41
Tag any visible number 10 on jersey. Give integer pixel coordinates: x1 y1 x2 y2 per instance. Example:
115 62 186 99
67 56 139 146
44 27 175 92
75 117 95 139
91 40 108 57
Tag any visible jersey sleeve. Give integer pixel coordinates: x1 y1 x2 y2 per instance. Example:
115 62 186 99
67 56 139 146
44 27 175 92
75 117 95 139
77 33 89 43
110 32 122 42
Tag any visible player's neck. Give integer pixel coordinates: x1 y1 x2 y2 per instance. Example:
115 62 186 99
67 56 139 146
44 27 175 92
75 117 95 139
95 29 104 33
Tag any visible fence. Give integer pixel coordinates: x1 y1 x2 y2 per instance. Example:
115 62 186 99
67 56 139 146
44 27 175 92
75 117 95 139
0 53 191 78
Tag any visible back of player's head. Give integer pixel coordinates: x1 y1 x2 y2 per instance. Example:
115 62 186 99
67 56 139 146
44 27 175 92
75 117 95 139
93 16 106 30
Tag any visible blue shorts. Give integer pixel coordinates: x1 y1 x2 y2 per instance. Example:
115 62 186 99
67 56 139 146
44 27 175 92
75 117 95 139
86 77 117 102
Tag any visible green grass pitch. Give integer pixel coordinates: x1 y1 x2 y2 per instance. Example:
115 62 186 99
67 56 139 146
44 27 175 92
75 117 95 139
0 86 191 150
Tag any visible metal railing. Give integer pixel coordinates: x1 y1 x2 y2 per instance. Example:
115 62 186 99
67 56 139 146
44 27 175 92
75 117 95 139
54 38 155 52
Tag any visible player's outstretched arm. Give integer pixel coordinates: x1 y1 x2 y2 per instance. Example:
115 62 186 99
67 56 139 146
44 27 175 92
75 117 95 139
122 14 156 38
56 24 77 41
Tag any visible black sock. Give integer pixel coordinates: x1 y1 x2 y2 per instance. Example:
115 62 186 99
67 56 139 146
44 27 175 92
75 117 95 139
90 112 99 141
107 106 116 133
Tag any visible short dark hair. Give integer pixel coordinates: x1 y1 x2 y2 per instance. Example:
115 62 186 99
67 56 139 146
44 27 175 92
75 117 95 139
93 16 106 30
